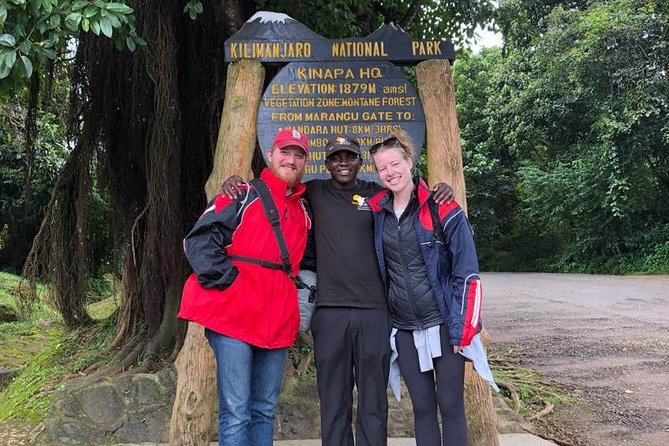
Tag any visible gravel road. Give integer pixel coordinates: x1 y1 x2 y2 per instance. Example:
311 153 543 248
483 273 669 446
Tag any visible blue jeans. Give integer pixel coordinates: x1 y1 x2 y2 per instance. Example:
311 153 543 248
205 329 287 446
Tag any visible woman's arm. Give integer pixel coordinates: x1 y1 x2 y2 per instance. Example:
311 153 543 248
442 205 482 348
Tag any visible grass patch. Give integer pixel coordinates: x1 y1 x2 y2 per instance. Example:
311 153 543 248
0 271 119 423
490 347 572 422
87 295 119 320
0 271 59 322
0 322 55 368
0 272 22 310
0 329 65 422
0 319 116 422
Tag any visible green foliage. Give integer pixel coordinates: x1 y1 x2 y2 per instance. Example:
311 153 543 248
183 0 203 20
455 0 668 273
497 0 590 49
617 225 669 274
454 48 521 268
513 0 668 271
0 86 70 272
0 0 144 84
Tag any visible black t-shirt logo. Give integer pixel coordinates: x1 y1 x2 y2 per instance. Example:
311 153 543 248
352 194 371 211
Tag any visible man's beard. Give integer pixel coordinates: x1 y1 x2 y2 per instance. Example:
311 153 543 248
274 165 303 187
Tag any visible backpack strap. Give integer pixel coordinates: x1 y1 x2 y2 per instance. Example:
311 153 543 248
228 178 316 294
228 178 292 275
428 197 446 246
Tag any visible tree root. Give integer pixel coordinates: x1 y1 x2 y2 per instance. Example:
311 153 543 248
82 362 100 375
496 380 521 412
529 400 554 420
100 336 145 376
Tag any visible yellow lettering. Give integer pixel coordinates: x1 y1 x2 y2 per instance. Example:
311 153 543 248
252 42 262 57
271 112 303 121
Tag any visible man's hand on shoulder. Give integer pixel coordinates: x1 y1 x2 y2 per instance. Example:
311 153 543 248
431 182 455 204
220 175 245 199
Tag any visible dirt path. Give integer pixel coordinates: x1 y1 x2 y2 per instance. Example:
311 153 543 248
483 273 669 446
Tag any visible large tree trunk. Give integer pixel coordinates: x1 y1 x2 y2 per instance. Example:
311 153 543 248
416 58 499 446
102 0 187 374
169 59 265 445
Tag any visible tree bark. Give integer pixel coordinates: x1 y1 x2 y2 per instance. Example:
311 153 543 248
417 59 499 446
204 60 264 197
22 71 40 216
417 59 468 210
169 59 265 445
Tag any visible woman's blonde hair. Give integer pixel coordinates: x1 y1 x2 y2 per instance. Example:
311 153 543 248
390 128 415 158
371 127 415 161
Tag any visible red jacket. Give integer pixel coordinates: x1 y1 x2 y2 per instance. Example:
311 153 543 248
178 169 311 348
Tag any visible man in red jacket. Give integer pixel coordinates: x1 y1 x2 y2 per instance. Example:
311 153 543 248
178 129 312 446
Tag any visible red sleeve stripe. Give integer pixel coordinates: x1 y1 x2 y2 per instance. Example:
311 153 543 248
214 195 230 213
444 208 464 229
438 200 459 221
470 279 482 327
460 276 481 346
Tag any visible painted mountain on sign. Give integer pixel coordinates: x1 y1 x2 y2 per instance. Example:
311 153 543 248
367 22 413 42
227 11 325 42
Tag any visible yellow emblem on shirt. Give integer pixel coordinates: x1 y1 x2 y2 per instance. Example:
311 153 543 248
352 194 366 207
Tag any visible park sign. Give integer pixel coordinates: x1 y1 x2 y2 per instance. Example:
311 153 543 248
224 12 455 64
225 11 456 181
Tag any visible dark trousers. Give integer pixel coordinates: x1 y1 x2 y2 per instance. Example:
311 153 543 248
395 325 467 446
311 306 392 446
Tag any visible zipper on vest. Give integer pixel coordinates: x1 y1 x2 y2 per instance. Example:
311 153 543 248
397 220 423 329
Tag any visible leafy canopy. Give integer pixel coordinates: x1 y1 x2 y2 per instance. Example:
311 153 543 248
456 0 669 272
0 0 144 83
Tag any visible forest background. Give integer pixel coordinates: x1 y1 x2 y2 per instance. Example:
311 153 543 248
0 0 667 379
